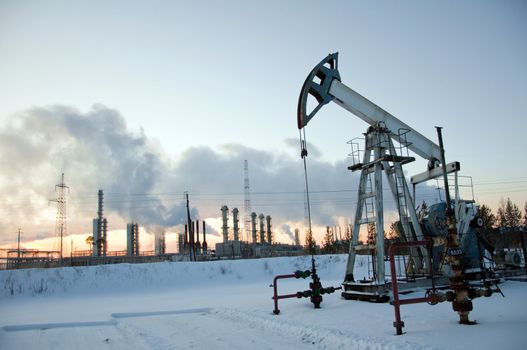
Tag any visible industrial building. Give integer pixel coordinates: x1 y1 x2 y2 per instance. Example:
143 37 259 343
214 206 302 259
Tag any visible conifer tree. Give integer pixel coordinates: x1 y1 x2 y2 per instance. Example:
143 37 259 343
304 229 316 255
322 226 335 253
497 198 522 231
478 204 496 230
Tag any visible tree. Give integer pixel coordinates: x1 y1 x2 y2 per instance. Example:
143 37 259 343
386 222 399 240
524 202 527 228
345 225 353 241
367 222 376 245
497 198 522 231
85 235 93 249
322 226 335 254
478 204 496 231
304 229 316 255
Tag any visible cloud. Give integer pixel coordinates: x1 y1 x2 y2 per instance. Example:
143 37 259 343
0 104 441 245
0 105 194 242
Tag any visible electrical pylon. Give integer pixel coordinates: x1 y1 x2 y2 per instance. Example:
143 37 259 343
50 173 69 260
244 160 251 242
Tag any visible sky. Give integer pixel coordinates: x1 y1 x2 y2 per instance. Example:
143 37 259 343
0 0 526 251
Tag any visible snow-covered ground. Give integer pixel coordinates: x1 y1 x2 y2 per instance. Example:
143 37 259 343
1 254 526 349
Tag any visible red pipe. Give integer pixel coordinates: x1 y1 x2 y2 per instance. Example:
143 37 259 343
389 240 430 335
272 273 297 315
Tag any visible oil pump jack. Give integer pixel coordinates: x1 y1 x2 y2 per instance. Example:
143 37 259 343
297 53 500 326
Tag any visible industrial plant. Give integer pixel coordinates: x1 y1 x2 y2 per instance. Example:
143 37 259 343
0 53 525 339
214 205 302 258
1 166 303 270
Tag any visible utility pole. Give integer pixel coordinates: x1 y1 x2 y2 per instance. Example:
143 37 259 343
49 173 69 261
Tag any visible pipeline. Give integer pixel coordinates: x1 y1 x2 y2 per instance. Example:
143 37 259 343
389 239 503 335
271 259 341 315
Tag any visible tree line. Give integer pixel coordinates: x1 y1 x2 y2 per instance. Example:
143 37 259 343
305 197 527 254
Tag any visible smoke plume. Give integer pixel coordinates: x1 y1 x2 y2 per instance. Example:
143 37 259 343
0 104 440 245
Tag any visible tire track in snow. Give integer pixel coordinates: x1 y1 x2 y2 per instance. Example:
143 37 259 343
110 308 309 350
211 308 446 350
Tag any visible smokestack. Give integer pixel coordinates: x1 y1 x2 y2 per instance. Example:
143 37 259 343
126 223 139 256
102 218 107 256
294 228 300 246
97 190 103 256
195 220 201 254
155 231 166 255
184 224 188 249
266 215 272 244
178 233 184 254
233 208 239 241
190 220 195 256
93 189 107 257
97 190 103 219
221 205 229 243
259 213 265 244
202 220 207 253
251 212 257 244
127 223 134 256
186 192 195 261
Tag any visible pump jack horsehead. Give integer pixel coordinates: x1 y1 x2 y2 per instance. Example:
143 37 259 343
297 53 501 328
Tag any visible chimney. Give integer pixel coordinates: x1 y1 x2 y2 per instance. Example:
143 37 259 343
266 215 272 244
251 212 257 244
126 223 139 256
259 213 265 244
178 232 184 254
155 231 166 256
233 208 239 241
195 220 201 254
294 228 300 246
202 220 208 253
221 205 229 242
184 224 188 250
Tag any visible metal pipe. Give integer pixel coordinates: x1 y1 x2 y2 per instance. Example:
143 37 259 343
389 240 430 335
272 274 297 315
436 127 473 325
435 127 452 207
398 297 430 305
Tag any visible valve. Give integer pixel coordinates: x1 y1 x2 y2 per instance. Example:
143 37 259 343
294 270 311 279
425 289 442 305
